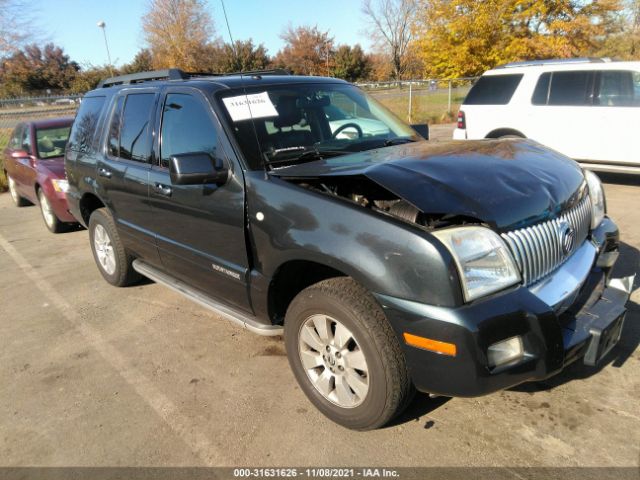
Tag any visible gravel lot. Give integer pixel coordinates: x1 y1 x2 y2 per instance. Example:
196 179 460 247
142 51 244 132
0 160 638 470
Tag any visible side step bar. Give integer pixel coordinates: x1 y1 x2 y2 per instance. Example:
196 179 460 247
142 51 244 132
132 260 284 337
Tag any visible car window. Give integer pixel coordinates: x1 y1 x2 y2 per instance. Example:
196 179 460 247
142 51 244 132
160 93 218 169
68 96 107 153
547 71 592 106
35 125 71 159
107 93 155 162
596 70 638 107
9 125 23 149
531 73 551 105
463 74 523 105
21 126 32 154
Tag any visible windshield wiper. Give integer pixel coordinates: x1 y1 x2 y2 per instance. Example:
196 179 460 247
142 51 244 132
383 137 416 147
265 146 347 166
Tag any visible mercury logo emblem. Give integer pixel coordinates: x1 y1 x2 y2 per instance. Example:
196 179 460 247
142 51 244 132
559 221 576 255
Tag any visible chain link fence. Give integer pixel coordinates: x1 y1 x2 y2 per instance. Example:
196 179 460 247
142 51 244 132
358 77 478 124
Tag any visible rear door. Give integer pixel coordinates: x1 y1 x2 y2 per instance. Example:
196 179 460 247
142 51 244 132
148 87 252 312
96 89 161 265
592 69 640 165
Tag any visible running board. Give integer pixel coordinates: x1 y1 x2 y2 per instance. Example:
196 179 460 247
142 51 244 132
132 260 283 337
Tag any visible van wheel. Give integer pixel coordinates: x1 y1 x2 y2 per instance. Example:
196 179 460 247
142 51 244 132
88 208 141 287
8 175 29 207
284 277 414 430
38 189 66 233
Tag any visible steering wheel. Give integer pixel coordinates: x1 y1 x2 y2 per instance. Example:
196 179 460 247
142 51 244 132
332 122 363 139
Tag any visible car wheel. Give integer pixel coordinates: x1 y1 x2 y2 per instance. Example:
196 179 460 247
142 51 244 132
88 208 141 287
284 277 414 430
38 189 66 233
7 175 29 207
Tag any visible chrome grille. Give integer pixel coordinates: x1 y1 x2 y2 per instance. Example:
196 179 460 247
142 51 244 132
501 195 592 286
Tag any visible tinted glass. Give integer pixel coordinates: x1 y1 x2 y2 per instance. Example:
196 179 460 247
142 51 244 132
531 73 551 105
21 127 32 153
107 96 124 157
596 70 638 106
548 71 591 106
463 74 523 105
35 125 71 159
160 93 218 169
9 125 23 149
68 96 106 153
119 93 154 162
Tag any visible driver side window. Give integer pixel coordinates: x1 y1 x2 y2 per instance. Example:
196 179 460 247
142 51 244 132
160 93 219 169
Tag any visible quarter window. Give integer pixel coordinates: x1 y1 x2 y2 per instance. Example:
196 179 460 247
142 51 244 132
9 125 23 149
107 93 155 162
160 93 219 169
463 74 523 105
68 96 106 153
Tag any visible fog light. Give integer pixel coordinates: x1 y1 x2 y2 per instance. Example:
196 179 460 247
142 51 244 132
487 336 523 368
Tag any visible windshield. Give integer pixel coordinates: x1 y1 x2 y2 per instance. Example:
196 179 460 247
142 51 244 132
216 83 419 169
35 125 71 159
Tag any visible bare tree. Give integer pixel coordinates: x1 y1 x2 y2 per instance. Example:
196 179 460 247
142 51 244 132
142 0 216 70
0 0 33 57
362 0 417 80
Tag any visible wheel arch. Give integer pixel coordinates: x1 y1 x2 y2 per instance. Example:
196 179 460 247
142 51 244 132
485 128 526 139
79 192 107 225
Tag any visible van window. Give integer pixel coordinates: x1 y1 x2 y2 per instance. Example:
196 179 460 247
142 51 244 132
68 96 106 153
463 74 523 105
596 70 639 106
531 73 551 105
547 71 592 106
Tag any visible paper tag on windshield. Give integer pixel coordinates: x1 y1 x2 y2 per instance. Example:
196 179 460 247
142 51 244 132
223 92 278 121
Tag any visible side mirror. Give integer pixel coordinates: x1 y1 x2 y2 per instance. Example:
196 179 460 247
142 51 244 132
10 150 30 160
169 152 229 186
411 124 429 140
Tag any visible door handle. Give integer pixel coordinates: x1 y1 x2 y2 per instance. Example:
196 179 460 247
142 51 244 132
153 183 172 197
98 167 112 178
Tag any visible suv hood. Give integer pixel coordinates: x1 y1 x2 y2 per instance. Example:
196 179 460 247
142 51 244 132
270 139 587 231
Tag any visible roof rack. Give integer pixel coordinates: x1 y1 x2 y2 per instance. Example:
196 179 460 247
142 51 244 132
495 57 612 69
97 68 291 88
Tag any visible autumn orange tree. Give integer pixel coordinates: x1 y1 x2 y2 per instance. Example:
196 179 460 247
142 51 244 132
274 26 334 76
142 0 216 70
413 0 622 78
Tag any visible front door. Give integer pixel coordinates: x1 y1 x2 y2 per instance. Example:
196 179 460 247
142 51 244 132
148 87 251 312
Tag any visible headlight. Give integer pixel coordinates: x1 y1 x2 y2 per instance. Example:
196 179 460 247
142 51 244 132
584 170 605 229
433 226 521 302
51 179 69 193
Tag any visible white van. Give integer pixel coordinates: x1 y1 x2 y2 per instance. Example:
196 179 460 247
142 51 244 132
453 58 640 174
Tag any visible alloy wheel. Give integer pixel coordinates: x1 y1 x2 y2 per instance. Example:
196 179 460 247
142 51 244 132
93 224 116 275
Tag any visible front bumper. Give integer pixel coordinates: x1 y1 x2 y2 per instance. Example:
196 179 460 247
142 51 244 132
375 217 634 397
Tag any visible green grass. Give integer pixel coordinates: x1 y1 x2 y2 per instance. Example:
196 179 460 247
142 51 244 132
370 90 468 125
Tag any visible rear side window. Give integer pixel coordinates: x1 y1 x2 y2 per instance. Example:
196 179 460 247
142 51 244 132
107 93 155 162
463 74 523 105
596 70 639 106
548 71 592 106
160 93 219 169
68 96 106 153
9 125 23 149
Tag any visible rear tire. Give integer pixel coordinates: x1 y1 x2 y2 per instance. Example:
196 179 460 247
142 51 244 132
7 175 29 207
284 277 414 430
38 189 66 234
88 208 141 287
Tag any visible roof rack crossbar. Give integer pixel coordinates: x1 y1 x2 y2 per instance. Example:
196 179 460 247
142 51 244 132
97 68 291 88
495 57 610 69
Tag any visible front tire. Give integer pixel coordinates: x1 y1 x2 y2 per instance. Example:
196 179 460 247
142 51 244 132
38 189 66 233
88 208 141 287
7 175 29 207
284 277 414 430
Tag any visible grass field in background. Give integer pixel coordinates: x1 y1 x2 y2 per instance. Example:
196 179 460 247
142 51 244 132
371 90 467 125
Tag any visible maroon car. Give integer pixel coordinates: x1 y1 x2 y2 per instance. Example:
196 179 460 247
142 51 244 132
3 117 76 233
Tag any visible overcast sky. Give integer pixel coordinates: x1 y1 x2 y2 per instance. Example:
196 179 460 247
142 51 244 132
31 0 373 67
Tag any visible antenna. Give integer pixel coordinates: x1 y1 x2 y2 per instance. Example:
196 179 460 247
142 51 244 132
220 0 235 48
